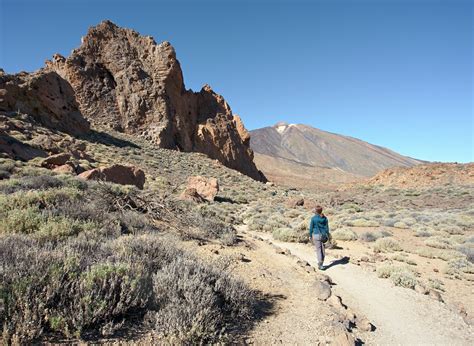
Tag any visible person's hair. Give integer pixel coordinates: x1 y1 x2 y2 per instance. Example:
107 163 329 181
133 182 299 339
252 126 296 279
315 206 323 215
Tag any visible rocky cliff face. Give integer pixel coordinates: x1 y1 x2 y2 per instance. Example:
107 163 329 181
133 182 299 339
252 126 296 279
0 69 90 136
43 20 263 181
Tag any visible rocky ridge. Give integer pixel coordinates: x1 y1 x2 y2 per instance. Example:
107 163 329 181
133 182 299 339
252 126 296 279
0 21 263 181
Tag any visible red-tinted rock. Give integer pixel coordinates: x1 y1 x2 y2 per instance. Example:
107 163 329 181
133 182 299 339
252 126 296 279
186 176 219 201
41 153 71 168
52 163 75 174
78 164 145 189
179 187 207 203
45 21 264 181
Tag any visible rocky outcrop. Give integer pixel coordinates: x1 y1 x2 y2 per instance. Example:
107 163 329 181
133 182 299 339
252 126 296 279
78 164 145 189
45 20 263 181
183 176 219 202
179 187 207 203
0 69 90 136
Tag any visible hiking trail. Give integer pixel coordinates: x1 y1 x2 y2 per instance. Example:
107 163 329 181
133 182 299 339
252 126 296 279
237 225 473 345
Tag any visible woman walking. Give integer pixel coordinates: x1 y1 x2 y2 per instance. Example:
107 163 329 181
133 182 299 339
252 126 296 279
309 206 329 270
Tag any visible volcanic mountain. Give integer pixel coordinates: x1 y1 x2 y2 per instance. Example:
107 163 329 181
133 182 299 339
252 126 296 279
250 122 422 189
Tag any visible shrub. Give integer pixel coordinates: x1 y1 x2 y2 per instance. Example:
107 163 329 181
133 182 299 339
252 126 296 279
393 222 409 229
345 218 379 227
360 230 392 242
152 257 255 342
457 244 474 263
390 271 418 289
373 237 402 253
272 227 306 243
331 228 358 241
425 237 453 250
376 265 418 289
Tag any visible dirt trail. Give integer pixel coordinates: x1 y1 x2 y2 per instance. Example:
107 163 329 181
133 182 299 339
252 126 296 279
240 226 473 345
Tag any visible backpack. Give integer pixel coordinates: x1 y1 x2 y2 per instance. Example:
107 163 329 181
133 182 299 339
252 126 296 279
321 232 329 244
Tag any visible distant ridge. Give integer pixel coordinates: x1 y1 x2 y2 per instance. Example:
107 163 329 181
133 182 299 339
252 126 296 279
250 122 423 189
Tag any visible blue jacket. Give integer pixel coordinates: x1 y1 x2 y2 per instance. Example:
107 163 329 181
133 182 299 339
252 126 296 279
309 214 329 238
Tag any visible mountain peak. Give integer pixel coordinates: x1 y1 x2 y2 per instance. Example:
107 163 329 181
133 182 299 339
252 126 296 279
250 123 422 181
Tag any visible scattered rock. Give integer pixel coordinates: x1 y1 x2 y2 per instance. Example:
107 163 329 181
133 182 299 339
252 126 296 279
52 163 75 174
357 317 373 332
312 280 332 301
332 331 355 346
328 294 344 310
185 176 219 202
78 164 145 189
414 284 429 295
297 259 311 268
179 187 207 203
286 197 304 207
428 289 443 302
41 153 71 168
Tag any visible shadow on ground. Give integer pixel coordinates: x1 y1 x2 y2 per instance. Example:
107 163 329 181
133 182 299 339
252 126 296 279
81 129 140 148
325 256 350 270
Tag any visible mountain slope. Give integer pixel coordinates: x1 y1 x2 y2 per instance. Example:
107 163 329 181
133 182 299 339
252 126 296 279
250 122 422 188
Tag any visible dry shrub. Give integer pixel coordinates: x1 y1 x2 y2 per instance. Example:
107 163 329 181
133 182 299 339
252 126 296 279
272 227 307 243
376 265 418 289
359 230 392 242
345 218 379 227
152 257 255 343
331 228 358 241
373 237 402 253
0 175 256 343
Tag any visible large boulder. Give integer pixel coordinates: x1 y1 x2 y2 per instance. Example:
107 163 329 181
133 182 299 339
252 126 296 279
78 164 145 189
41 153 71 168
179 187 207 203
184 176 219 202
44 20 264 181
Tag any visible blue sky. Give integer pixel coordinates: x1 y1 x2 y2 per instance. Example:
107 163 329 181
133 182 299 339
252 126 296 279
0 0 472 162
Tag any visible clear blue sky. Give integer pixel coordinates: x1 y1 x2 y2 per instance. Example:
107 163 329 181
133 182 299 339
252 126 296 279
1 0 472 162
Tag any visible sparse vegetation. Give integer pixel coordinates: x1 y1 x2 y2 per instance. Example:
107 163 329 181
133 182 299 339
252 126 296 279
373 237 402 253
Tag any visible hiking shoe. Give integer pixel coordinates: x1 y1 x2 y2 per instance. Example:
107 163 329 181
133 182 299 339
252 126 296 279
318 264 325 271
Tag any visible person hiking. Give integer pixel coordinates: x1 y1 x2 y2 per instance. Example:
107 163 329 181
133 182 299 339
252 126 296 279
309 206 329 270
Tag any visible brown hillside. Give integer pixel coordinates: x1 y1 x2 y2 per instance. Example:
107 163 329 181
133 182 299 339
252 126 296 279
361 162 474 189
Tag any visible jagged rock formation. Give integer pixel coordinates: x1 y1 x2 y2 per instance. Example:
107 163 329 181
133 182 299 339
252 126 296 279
44 20 263 181
0 69 90 136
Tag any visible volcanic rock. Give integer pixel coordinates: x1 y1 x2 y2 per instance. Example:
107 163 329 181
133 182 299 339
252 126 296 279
41 153 71 168
45 20 263 181
0 70 90 136
78 164 145 189
179 187 207 203
185 176 219 202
